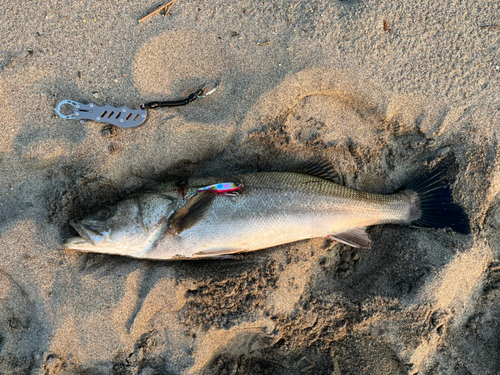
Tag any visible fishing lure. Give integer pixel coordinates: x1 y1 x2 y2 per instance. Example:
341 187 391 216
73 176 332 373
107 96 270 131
54 82 219 128
198 182 243 194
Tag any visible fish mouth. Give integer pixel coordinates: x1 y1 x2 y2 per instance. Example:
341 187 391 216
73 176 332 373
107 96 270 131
69 220 95 243
64 235 92 249
66 219 107 249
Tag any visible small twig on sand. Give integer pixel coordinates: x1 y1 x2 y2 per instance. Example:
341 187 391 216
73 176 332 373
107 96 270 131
233 326 266 332
301 365 315 373
164 0 178 16
299 357 315 373
139 0 175 23
480 25 500 29
258 41 270 46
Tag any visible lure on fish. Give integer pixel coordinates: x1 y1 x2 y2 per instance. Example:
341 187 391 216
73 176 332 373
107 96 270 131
64 161 470 260
198 182 243 193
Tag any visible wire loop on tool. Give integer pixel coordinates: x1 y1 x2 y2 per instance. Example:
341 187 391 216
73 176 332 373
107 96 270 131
54 100 80 119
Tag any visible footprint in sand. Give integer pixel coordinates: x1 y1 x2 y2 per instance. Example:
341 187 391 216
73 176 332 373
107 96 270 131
0 269 39 373
485 192 500 258
234 68 441 192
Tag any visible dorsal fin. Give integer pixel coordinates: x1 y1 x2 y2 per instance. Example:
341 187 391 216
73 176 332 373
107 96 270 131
169 191 216 234
297 160 341 184
329 227 371 248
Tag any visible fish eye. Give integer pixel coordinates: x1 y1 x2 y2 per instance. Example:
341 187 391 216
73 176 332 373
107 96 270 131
96 207 113 220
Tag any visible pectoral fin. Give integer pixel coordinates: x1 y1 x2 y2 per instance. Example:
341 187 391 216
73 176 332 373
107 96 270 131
329 227 371 248
169 191 216 234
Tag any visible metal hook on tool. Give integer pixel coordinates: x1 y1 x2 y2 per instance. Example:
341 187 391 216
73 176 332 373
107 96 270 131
197 81 219 99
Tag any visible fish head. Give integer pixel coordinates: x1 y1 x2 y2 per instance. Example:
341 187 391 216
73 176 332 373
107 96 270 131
65 193 176 257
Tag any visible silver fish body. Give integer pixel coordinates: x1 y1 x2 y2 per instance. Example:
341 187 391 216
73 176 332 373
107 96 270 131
64 168 470 260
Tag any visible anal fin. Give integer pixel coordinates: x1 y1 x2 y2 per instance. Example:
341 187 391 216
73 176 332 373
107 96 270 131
194 254 242 260
192 247 244 258
329 227 371 248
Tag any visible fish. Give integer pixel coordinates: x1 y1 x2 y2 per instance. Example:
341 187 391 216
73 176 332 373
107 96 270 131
64 161 470 260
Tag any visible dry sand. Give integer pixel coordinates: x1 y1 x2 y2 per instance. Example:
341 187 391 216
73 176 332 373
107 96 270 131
1 0 500 374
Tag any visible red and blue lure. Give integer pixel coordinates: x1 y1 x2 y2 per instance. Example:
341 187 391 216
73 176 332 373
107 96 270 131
198 182 242 194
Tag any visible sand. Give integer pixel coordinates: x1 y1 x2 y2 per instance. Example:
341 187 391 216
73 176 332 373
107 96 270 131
1 0 499 374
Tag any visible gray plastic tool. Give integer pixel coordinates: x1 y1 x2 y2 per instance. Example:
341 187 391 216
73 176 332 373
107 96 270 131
54 82 218 129
54 100 147 128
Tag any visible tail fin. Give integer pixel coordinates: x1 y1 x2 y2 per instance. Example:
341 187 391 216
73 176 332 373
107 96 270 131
404 165 471 235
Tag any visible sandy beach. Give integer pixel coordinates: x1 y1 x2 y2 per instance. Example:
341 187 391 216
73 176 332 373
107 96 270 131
1 0 500 373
